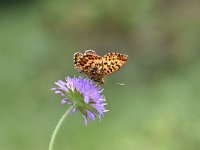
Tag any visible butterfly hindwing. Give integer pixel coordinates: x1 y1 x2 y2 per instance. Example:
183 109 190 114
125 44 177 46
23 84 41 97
74 52 103 75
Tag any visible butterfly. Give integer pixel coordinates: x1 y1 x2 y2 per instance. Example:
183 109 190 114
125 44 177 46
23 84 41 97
74 50 128 84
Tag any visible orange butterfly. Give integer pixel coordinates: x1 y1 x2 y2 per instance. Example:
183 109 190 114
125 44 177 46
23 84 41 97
74 50 128 84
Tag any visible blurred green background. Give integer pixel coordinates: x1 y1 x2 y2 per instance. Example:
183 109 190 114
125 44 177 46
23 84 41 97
0 0 200 150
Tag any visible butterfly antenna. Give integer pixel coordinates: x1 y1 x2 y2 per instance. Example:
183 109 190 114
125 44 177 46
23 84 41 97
115 82 125 86
106 80 125 86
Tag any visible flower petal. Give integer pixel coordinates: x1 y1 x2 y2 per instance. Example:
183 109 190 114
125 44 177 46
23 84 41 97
86 110 95 121
84 96 90 103
83 115 88 125
61 98 68 104
71 108 77 113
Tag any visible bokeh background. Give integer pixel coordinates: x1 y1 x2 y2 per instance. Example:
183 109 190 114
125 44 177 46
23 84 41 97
1 0 200 150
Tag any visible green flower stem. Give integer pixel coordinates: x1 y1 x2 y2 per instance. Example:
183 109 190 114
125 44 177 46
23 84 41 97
48 104 76 150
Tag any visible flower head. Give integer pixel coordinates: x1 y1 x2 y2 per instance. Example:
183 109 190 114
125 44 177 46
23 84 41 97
51 76 108 125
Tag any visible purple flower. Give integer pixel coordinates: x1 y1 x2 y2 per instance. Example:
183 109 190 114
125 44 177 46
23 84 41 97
51 76 108 125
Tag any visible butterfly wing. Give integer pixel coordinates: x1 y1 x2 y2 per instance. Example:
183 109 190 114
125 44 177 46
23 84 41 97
102 52 128 76
74 52 103 77
74 52 83 67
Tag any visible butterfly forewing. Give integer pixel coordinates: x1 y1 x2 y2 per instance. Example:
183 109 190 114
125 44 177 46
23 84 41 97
102 52 128 75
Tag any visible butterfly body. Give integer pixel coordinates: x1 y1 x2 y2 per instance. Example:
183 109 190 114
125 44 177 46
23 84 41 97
74 50 128 84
